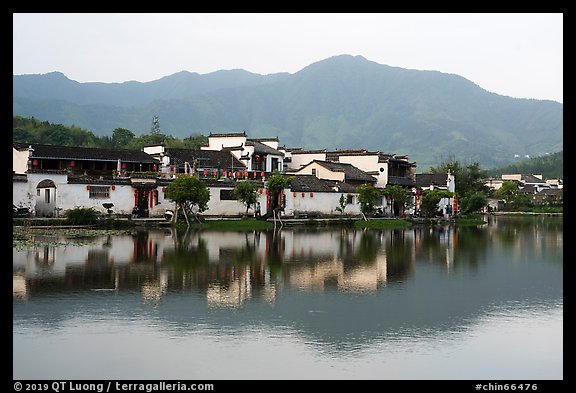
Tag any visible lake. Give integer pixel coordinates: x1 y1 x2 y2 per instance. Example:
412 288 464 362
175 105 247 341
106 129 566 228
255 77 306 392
13 215 563 381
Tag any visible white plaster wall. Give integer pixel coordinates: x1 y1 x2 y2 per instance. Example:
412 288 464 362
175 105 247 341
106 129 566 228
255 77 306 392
13 148 29 174
295 162 345 182
13 181 34 210
338 155 387 187
287 152 326 170
284 191 360 217
203 135 247 151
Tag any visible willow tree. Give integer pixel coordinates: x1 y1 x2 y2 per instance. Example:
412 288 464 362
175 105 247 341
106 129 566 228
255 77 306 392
164 175 210 226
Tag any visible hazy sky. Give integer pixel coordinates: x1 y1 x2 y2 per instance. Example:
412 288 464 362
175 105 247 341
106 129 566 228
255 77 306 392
13 13 563 103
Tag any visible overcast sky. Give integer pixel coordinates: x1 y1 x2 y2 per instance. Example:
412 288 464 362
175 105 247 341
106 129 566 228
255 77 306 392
13 13 563 103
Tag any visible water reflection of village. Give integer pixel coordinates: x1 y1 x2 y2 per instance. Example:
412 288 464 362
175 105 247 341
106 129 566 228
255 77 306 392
13 216 562 308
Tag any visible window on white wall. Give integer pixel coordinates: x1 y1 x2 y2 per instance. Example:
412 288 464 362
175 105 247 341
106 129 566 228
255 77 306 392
89 186 110 199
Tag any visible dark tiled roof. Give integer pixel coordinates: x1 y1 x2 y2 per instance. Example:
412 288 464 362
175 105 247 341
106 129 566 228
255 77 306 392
538 188 560 196
416 173 449 188
325 149 368 161
245 140 285 156
290 175 357 193
165 148 245 171
313 160 376 183
388 176 416 187
27 144 159 163
521 174 547 184
208 131 247 138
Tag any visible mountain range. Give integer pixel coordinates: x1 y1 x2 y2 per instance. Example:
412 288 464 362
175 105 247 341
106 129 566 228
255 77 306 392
13 54 563 170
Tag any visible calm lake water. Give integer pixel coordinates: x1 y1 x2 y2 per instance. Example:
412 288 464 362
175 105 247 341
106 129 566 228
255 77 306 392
13 215 563 380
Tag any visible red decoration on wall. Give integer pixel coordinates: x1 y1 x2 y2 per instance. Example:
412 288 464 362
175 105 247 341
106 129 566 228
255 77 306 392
86 185 90 190
111 185 115 190
310 192 314 198
293 192 297 197
302 192 305 197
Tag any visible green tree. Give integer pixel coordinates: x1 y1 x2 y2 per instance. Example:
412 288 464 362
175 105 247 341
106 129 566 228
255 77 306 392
493 180 518 201
420 189 453 218
335 194 347 215
382 184 411 217
460 192 488 214
233 181 259 217
111 128 135 148
265 170 292 225
164 176 210 226
357 184 381 220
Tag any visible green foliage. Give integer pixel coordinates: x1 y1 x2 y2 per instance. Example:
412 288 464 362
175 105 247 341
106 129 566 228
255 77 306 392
420 189 453 218
429 156 489 197
382 184 411 216
487 151 563 179
357 184 381 219
265 170 292 212
460 192 488 214
64 207 100 225
493 180 519 201
335 194 347 215
233 181 259 215
12 116 209 151
13 116 105 147
165 176 210 213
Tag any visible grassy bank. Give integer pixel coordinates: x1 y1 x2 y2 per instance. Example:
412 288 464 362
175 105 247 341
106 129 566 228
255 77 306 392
355 218 413 229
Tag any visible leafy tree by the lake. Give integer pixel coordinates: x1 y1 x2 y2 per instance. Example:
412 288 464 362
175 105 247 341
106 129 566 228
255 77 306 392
382 184 412 217
164 175 210 226
420 189 453 218
265 170 292 223
357 184 381 220
233 181 259 217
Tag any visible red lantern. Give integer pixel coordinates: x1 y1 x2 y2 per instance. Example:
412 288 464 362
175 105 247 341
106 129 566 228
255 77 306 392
111 185 115 190
302 192 305 197
70 161 75 167
122 163 126 169
253 172 257 178
213 171 217 177
261 171 265 177
32 159 38 167
162 187 165 192
86 185 90 190
259 188 263 194
255 154 260 161
204 170 208 176
310 192 314 198
293 192 297 197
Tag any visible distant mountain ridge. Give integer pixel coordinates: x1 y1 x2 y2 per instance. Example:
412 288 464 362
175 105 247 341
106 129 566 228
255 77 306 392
13 54 563 169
